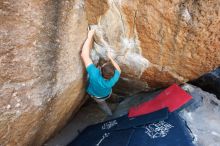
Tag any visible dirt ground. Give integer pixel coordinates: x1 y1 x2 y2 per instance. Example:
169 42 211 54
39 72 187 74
44 97 119 146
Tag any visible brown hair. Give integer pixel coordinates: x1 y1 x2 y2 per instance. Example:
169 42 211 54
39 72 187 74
101 62 115 79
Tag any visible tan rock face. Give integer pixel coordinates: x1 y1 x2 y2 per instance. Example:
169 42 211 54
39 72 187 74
0 0 220 145
135 0 220 87
0 0 87 145
85 0 109 24
87 0 220 88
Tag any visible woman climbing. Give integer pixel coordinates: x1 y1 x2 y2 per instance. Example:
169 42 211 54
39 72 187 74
81 29 121 115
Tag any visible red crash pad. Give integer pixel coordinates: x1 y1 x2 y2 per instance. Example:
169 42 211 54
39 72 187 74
128 84 192 117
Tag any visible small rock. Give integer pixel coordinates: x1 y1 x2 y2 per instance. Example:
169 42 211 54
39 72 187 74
6 104 11 109
15 103 21 108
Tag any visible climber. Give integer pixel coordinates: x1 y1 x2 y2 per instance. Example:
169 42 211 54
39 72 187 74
80 29 121 115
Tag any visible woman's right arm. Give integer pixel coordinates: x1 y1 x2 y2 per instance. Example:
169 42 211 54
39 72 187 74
81 30 95 67
107 51 121 73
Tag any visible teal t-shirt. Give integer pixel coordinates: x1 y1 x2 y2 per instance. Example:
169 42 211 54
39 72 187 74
86 64 120 98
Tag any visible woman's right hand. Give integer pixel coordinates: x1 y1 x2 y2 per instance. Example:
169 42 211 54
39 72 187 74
88 29 95 39
107 51 113 60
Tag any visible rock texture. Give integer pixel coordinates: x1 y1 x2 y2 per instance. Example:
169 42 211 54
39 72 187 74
0 0 220 145
88 0 220 88
0 0 87 145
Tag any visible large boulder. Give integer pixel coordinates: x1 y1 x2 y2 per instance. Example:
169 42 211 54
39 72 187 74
0 0 220 145
0 0 87 145
87 0 220 88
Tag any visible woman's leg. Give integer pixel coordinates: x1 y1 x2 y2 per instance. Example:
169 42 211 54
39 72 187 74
91 96 112 116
